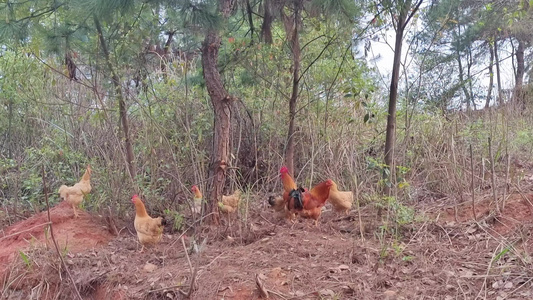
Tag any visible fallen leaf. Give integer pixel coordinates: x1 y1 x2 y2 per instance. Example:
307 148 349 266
459 268 474 278
492 280 502 289
383 290 397 299
338 264 350 271
503 282 513 289
465 226 477 234
143 263 157 273
319 289 335 297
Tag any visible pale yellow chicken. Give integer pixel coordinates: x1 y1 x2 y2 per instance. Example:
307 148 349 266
191 185 203 215
328 180 353 215
131 194 165 252
58 164 92 218
218 190 242 213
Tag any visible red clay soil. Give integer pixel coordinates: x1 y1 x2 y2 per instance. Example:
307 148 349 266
0 201 114 276
439 192 533 235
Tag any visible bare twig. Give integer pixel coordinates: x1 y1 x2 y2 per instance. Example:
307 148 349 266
488 137 499 214
255 274 269 298
0 222 51 242
503 277 533 300
470 144 476 221
181 236 197 298
450 135 459 222
147 284 189 294
259 213 275 226
353 175 365 240
41 166 83 300
512 183 533 213
476 244 500 299
502 146 510 210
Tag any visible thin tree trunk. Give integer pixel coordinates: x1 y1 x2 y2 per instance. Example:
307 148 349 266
454 24 471 110
485 40 494 109
384 5 408 197
514 39 525 107
202 0 235 225
467 45 475 110
246 0 255 39
284 0 301 175
457 55 471 111
94 15 136 178
6 99 13 158
494 39 503 105
161 31 176 80
383 0 422 201
260 0 273 44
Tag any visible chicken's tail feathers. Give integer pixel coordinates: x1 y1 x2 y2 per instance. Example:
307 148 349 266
289 189 303 210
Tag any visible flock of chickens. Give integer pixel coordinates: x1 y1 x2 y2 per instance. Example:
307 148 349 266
56 165 353 252
268 166 353 226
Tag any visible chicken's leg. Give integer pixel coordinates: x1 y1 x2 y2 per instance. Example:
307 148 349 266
72 205 79 218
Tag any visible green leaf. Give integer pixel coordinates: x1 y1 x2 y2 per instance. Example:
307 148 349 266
492 247 510 262
19 250 31 268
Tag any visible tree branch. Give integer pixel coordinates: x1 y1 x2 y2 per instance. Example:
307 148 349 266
41 166 83 300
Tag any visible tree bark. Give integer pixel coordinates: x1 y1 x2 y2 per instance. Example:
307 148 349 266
467 45 475 110
284 0 301 175
6 99 13 158
514 39 525 107
201 0 235 224
384 3 409 196
383 0 422 198
94 15 136 178
494 39 503 106
485 40 494 109
260 0 273 44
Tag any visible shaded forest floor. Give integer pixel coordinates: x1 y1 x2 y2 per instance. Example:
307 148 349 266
2 180 533 299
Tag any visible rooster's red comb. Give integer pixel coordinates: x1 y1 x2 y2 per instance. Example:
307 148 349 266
280 166 289 174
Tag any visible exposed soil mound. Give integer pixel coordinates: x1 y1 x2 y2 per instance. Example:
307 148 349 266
0 201 114 276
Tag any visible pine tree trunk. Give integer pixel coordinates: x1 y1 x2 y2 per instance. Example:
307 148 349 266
202 0 235 224
94 15 136 179
494 40 504 106
514 39 525 107
485 40 494 109
284 0 301 175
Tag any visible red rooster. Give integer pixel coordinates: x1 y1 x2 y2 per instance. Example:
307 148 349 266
289 179 333 226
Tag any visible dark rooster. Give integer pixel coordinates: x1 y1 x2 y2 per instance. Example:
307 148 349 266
288 179 333 226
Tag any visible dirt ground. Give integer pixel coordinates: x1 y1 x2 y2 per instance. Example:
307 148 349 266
1 186 533 299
